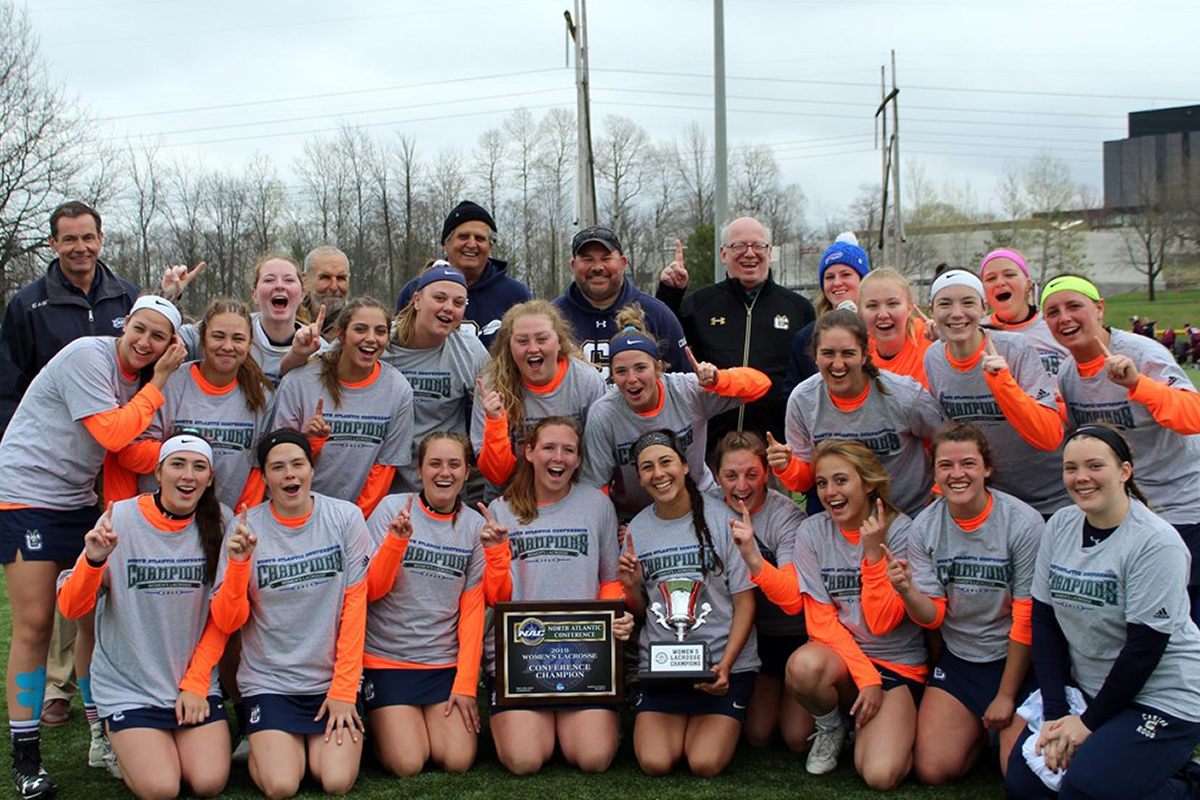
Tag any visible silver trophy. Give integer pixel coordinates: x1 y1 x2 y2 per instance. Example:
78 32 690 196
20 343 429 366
640 579 715 682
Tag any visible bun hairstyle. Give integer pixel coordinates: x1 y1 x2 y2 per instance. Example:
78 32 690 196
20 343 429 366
859 267 919 342
197 298 273 413
607 304 664 351
812 439 900 527
317 296 390 408
503 416 583 525
810 309 890 396
931 421 994 473
1065 423 1151 506
630 429 725 579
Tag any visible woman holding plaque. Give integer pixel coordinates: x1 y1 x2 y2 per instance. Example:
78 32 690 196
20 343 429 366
361 431 486 776
620 429 758 777
480 417 633 774
740 440 925 790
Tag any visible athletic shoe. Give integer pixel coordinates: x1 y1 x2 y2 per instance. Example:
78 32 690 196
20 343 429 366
87 721 121 779
805 714 849 775
12 748 56 800
231 736 251 765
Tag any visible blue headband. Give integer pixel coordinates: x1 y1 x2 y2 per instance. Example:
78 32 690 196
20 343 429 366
415 262 467 291
609 327 659 360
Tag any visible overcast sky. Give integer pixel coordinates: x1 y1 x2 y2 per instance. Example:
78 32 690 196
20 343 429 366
26 0 1200 225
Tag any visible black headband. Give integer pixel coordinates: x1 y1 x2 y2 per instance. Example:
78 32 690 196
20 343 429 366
630 430 682 464
257 428 313 470
1067 425 1133 465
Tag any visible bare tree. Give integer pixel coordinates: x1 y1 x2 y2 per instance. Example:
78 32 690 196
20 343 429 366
1124 188 1187 302
473 128 506 216
674 122 713 229
244 152 285 255
595 115 648 238
126 140 165 289
535 108 575 296
503 108 541 273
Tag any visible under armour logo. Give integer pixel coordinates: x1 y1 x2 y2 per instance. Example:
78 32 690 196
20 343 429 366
596 320 607 328
710 316 726 326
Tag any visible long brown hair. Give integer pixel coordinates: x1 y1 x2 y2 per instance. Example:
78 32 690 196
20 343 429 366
812 439 900 527
197 298 272 413
318 296 390 408
157 435 224 581
416 431 473 526
811 309 890 396
503 417 583 525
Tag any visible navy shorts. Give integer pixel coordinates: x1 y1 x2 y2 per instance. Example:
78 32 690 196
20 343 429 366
363 667 455 711
242 693 327 736
757 633 805 677
876 664 925 705
928 649 1036 719
104 696 227 733
0 506 97 564
632 671 758 722
485 675 614 716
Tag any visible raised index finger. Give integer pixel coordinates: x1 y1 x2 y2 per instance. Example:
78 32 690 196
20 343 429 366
475 502 494 525
404 494 414 514
314 397 324 417
674 238 684 266
186 261 207 281
985 335 999 357
1095 335 1112 357
684 346 700 371
738 500 751 524
315 303 326 332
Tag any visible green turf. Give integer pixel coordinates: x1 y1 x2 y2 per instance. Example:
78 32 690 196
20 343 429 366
0 579 1007 799
1103 288 1200 333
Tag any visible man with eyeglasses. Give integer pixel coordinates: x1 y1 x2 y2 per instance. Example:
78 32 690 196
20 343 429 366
656 216 815 444
554 225 688 378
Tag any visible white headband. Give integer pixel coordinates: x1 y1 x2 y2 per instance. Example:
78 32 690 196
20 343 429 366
129 295 182 332
158 434 213 465
931 269 985 301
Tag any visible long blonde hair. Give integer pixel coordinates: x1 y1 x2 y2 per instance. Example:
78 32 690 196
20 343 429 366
812 439 900 527
393 259 457 348
859 267 918 342
481 300 583 434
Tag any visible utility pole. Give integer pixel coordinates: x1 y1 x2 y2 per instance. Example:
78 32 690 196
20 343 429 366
565 2 597 228
713 0 728 282
877 65 889 265
890 50 904 269
875 54 902 267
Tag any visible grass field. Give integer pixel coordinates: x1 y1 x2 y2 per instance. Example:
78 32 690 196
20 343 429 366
0 577 1007 799
1104 288 1200 332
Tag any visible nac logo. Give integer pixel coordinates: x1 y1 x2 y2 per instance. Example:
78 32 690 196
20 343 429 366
249 705 261 725
24 530 42 552
363 681 375 702
515 617 546 646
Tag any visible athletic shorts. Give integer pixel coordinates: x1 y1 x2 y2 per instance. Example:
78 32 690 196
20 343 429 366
485 675 614 716
876 664 925 705
242 693 328 736
104 696 227 733
928 649 1036 719
363 667 455 711
632 671 757 722
0 506 97 564
757 633 805 677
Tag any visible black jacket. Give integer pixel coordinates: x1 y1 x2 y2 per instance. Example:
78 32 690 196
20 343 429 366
657 274 815 443
0 259 140 438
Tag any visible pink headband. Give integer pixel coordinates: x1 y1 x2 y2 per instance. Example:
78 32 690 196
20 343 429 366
979 248 1028 277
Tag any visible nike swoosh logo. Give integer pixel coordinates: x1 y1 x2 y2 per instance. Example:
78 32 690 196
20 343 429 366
732 701 747 709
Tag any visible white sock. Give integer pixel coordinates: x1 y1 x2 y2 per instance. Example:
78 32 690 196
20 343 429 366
814 708 842 730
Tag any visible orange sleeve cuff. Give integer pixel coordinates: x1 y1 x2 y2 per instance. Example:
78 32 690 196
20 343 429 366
1010 597 1033 645
327 579 367 703
803 594 881 689
707 367 771 401
451 584 486 697
209 558 252 634
984 369 1064 451
915 596 947 630
235 469 267 511
479 412 517 485
773 455 814 492
750 561 803 615
101 451 140 505
598 581 625 600
366 535 409 601
1129 374 1200 434
355 464 396 518
57 552 105 619
117 439 161 474
859 556 908 635
483 544 513 606
178 615 229 696
308 434 328 456
81 383 164 451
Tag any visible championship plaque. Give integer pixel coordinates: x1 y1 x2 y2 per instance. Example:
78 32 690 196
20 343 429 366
494 600 623 706
637 578 716 683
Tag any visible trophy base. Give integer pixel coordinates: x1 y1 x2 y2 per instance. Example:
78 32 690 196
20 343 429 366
636 668 716 685
640 641 714 684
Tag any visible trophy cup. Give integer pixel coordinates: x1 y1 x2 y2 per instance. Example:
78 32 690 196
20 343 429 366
638 579 716 682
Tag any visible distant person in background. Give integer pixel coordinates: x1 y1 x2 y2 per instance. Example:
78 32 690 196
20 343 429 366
656 216 815 445
300 246 350 338
395 201 532 349
1130 315 1143 336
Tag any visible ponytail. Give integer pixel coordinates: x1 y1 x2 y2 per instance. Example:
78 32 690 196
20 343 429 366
684 476 724 579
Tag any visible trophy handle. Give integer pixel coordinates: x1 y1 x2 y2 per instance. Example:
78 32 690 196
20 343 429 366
691 602 714 630
649 601 670 631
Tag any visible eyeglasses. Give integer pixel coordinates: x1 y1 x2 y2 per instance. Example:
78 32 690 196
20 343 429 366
724 241 770 254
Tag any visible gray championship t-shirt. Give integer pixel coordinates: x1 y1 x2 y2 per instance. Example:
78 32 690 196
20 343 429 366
0 337 139 509
216 493 371 697
1059 329 1200 525
924 330 1069 515
382 329 488 492
273 361 414 502
75 497 231 716
785 371 944 517
180 313 330 388
985 313 1069 377
581 373 741 519
749 490 807 638
630 494 761 674
364 494 484 666
908 489 1042 663
793 512 926 667
1034 501 1200 722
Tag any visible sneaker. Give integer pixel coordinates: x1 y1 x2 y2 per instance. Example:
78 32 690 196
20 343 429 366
805 714 849 775
231 736 251 766
12 749 56 800
87 721 120 779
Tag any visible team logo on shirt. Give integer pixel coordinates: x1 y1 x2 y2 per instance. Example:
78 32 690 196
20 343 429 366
401 541 470 579
1068 403 1136 430
710 316 726 326
939 395 1005 423
1039 352 1062 375
256 545 344 590
1047 564 1119 608
172 422 254 452
640 545 719 582
819 567 862 600
935 557 1012 591
112 317 125 331
327 416 389 446
617 426 694 466
813 429 902 456
127 558 206 591
774 315 789 330
1137 713 1168 739
510 529 589 560
405 372 453 401
24 530 42 552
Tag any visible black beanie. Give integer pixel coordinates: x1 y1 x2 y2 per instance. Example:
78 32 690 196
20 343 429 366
441 200 496 244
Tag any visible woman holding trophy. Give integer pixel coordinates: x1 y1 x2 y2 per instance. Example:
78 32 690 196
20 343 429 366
619 429 758 777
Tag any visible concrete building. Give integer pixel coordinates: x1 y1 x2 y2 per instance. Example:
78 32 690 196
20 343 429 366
1104 105 1200 209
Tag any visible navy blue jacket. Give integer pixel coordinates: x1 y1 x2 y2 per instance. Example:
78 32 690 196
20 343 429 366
395 258 531 351
553 279 689 379
0 259 141 438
